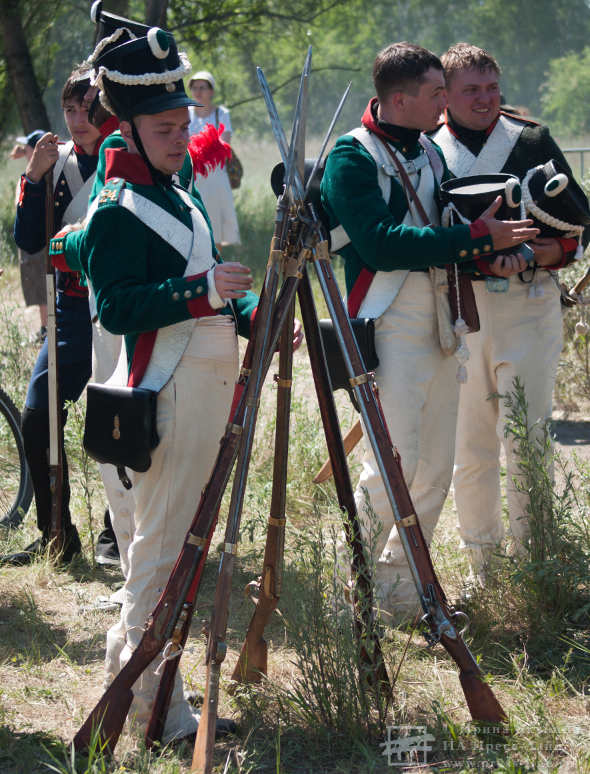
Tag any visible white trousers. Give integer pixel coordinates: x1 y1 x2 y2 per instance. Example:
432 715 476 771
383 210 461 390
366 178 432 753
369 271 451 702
195 166 240 246
453 273 562 559
104 316 238 742
92 320 134 581
353 273 459 612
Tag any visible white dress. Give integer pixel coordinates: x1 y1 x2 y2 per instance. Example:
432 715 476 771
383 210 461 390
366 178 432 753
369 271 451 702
189 105 241 246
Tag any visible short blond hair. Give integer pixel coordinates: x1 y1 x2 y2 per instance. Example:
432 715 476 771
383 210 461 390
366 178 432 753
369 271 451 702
441 43 500 87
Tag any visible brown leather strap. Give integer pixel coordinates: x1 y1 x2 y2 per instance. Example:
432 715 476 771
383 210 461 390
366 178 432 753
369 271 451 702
377 136 431 226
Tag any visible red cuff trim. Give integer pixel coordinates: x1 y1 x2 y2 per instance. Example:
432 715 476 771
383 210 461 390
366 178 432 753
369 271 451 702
128 330 158 387
105 148 153 185
18 176 26 206
474 257 495 276
347 267 375 317
185 271 208 282
251 306 257 323
187 296 217 318
469 219 489 240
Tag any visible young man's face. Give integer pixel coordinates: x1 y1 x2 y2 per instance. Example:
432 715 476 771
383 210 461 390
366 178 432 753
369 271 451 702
63 98 102 152
400 67 447 132
134 107 190 175
445 67 501 131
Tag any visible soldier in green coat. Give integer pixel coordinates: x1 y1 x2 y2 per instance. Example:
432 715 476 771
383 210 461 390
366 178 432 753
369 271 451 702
51 28 257 743
320 42 538 619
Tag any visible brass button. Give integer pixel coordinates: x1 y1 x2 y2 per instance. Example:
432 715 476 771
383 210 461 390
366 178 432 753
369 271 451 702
483 244 492 252
472 248 480 256
196 286 204 294
172 291 180 301
184 289 192 299
61 179 66 185
459 249 467 258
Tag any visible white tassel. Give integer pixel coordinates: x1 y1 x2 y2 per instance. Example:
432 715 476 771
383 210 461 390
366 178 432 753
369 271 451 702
454 316 470 337
576 320 589 336
576 243 584 261
455 340 470 384
457 364 468 383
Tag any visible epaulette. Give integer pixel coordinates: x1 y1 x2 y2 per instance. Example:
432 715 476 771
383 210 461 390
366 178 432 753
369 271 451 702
500 109 540 127
97 177 125 206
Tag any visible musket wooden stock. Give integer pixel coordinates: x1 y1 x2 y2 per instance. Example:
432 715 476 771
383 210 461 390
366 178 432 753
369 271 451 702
311 240 506 724
231 299 295 683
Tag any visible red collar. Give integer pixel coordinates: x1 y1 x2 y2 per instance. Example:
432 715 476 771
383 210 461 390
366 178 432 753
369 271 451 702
104 147 153 185
361 97 402 142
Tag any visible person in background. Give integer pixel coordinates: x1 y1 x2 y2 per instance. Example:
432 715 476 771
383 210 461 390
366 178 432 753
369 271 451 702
188 70 241 249
0 67 110 566
10 130 48 343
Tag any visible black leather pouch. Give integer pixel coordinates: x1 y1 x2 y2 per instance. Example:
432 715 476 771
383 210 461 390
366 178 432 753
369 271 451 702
319 318 379 405
83 383 159 473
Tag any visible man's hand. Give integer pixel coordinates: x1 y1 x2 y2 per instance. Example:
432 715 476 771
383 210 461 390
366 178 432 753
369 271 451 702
479 196 539 251
488 253 528 277
530 237 562 267
25 132 59 183
213 262 253 298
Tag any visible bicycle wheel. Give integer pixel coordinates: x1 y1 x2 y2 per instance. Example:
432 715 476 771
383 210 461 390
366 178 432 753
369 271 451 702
0 388 33 527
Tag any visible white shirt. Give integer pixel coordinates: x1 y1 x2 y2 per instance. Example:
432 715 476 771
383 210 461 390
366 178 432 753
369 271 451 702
188 105 232 136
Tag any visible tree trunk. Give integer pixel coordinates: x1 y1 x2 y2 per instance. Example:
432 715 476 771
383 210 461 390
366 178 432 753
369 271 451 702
145 0 169 28
0 0 51 133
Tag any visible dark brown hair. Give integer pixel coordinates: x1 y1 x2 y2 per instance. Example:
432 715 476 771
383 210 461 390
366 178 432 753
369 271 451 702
373 42 442 100
441 43 501 86
61 66 92 106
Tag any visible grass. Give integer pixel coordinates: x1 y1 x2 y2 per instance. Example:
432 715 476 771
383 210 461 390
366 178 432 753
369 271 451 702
0 145 589 772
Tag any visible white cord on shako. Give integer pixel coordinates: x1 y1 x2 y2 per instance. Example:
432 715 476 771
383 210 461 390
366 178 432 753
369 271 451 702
522 165 585 259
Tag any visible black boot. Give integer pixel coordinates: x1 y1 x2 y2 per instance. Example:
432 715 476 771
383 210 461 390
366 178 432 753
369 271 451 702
0 524 81 567
95 508 121 567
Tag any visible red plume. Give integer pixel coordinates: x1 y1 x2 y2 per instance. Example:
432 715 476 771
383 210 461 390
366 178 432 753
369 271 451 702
188 123 232 178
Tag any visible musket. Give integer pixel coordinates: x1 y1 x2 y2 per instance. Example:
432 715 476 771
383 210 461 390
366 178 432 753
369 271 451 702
44 168 64 554
230 295 295 684
297 267 392 701
192 52 313 774
309 235 506 724
257 59 505 724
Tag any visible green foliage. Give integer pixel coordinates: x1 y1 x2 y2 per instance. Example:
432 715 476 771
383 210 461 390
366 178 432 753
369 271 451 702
541 47 590 136
501 377 590 634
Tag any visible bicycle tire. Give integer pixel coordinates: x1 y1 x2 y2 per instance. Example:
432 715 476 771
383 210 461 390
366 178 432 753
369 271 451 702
0 388 33 528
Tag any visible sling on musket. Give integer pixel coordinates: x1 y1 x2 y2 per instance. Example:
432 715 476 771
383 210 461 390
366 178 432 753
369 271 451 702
44 169 64 554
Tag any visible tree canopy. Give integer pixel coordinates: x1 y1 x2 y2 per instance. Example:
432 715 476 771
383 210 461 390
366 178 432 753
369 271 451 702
1 0 590 142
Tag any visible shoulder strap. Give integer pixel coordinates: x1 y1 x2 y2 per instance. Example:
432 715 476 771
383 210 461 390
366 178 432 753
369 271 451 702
377 137 430 227
418 134 444 185
52 141 75 191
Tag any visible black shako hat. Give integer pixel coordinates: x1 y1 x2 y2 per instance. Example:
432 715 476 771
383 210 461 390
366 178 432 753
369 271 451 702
90 0 151 43
440 173 522 223
95 27 196 120
522 159 590 249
